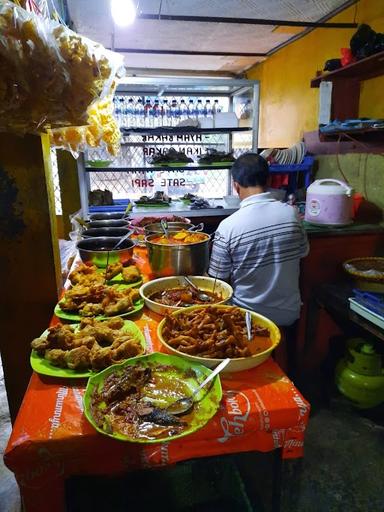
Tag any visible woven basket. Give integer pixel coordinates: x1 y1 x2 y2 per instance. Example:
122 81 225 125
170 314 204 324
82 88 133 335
343 257 384 283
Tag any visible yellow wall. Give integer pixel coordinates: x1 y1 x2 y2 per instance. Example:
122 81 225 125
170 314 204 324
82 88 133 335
248 1 384 147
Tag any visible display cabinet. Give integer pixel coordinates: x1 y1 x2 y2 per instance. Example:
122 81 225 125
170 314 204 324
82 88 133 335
78 77 260 215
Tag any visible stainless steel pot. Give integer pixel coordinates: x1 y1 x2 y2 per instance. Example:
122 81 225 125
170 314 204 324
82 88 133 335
87 219 129 229
89 212 127 221
77 237 135 268
144 222 196 235
146 233 210 277
81 227 131 239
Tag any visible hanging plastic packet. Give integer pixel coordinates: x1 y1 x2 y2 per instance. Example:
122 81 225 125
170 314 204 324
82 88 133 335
0 1 125 136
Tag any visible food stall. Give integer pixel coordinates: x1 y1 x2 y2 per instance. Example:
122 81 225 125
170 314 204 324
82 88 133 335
9 0 384 509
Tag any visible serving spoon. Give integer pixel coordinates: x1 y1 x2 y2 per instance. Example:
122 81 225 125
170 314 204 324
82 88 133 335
160 218 169 238
245 310 252 341
104 230 134 281
165 358 230 415
183 276 211 302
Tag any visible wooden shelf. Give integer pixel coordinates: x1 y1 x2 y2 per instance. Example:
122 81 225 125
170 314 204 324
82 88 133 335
319 127 384 142
311 50 384 88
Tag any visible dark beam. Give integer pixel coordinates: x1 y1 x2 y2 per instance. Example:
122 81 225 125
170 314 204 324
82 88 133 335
137 13 357 29
114 48 266 57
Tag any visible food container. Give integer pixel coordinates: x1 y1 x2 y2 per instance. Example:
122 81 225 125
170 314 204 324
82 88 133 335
304 179 353 226
81 227 131 239
89 212 127 221
87 219 130 229
144 222 202 235
77 237 135 268
146 233 210 277
139 276 233 315
157 305 281 372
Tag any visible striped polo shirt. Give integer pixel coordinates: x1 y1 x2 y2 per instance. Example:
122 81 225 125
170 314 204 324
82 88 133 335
208 192 309 326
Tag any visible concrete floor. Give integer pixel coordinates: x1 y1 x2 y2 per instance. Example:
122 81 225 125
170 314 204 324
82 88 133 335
0 359 383 512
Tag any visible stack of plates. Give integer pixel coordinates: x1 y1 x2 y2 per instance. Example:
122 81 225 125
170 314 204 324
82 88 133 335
260 141 305 166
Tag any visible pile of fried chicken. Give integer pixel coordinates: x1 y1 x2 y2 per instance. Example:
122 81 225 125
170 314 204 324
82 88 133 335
59 283 141 317
31 317 144 371
69 262 141 286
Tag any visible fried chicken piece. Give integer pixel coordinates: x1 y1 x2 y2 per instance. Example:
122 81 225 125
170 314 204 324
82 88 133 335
105 262 123 280
80 325 115 346
79 303 104 317
31 337 50 356
69 263 96 284
121 265 140 284
104 297 133 316
124 288 140 302
46 349 67 368
112 339 143 361
75 334 97 349
90 346 114 371
79 317 96 329
65 345 91 370
103 317 125 330
47 324 76 350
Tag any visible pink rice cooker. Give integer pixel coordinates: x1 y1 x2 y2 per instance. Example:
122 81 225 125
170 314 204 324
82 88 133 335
305 179 353 226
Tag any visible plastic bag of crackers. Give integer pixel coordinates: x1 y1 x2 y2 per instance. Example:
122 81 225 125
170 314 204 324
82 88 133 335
0 1 124 139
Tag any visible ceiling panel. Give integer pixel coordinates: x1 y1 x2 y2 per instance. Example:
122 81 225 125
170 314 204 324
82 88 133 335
67 0 353 75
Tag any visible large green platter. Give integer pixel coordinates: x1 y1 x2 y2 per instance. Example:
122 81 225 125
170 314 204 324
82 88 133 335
54 297 144 323
30 320 147 379
84 352 222 444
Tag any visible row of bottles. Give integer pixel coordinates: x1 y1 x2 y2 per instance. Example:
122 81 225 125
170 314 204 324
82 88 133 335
113 96 224 128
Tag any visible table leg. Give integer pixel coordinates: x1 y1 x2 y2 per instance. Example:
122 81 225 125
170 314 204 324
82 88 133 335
272 449 282 512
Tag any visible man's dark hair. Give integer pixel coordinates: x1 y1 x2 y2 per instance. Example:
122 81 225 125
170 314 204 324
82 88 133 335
231 153 269 188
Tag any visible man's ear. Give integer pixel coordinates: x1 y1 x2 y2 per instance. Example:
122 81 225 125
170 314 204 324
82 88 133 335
234 182 240 195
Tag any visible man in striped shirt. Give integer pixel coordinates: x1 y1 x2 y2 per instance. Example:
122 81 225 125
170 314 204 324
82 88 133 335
209 153 309 327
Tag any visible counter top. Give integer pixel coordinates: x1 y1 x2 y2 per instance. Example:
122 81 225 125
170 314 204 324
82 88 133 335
304 222 384 237
130 201 384 236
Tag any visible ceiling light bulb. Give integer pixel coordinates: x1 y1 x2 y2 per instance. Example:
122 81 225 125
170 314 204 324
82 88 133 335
111 0 136 26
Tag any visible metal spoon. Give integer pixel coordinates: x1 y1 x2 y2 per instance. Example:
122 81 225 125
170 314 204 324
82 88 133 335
183 276 211 302
166 358 230 415
245 310 252 341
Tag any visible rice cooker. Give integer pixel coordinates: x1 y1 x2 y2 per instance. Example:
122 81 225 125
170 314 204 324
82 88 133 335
305 179 353 226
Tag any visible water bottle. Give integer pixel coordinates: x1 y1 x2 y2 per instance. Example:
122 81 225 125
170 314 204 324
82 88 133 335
144 99 152 128
170 99 178 126
195 99 204 120
213 99 222 115
188 99 195 120
113 96 121 126
135 98 144 127
127 97 135 127
161 99 170 127
204 99 213 118
152 99 160 127
118 98 125 126
179 99 188 122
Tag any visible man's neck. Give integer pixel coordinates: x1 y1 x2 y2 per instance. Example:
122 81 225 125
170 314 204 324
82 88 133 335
239 186 265 201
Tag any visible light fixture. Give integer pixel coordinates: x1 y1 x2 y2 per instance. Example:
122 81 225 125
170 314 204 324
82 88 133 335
111 0 136 26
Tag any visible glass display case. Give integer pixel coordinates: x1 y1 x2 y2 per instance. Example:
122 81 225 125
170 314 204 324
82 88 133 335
79 77 260 215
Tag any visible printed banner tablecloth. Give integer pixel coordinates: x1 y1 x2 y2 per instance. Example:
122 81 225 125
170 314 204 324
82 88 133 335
4 248 310 512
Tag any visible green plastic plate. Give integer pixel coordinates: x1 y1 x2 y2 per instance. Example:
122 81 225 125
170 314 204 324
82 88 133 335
95 269 142 287
30 320 147 379
197 161 234 167
54 297 144 323
134 202 171 208
83 352 222 443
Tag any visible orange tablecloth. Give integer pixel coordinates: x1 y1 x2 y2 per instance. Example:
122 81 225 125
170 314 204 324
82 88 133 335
4 248 310 512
